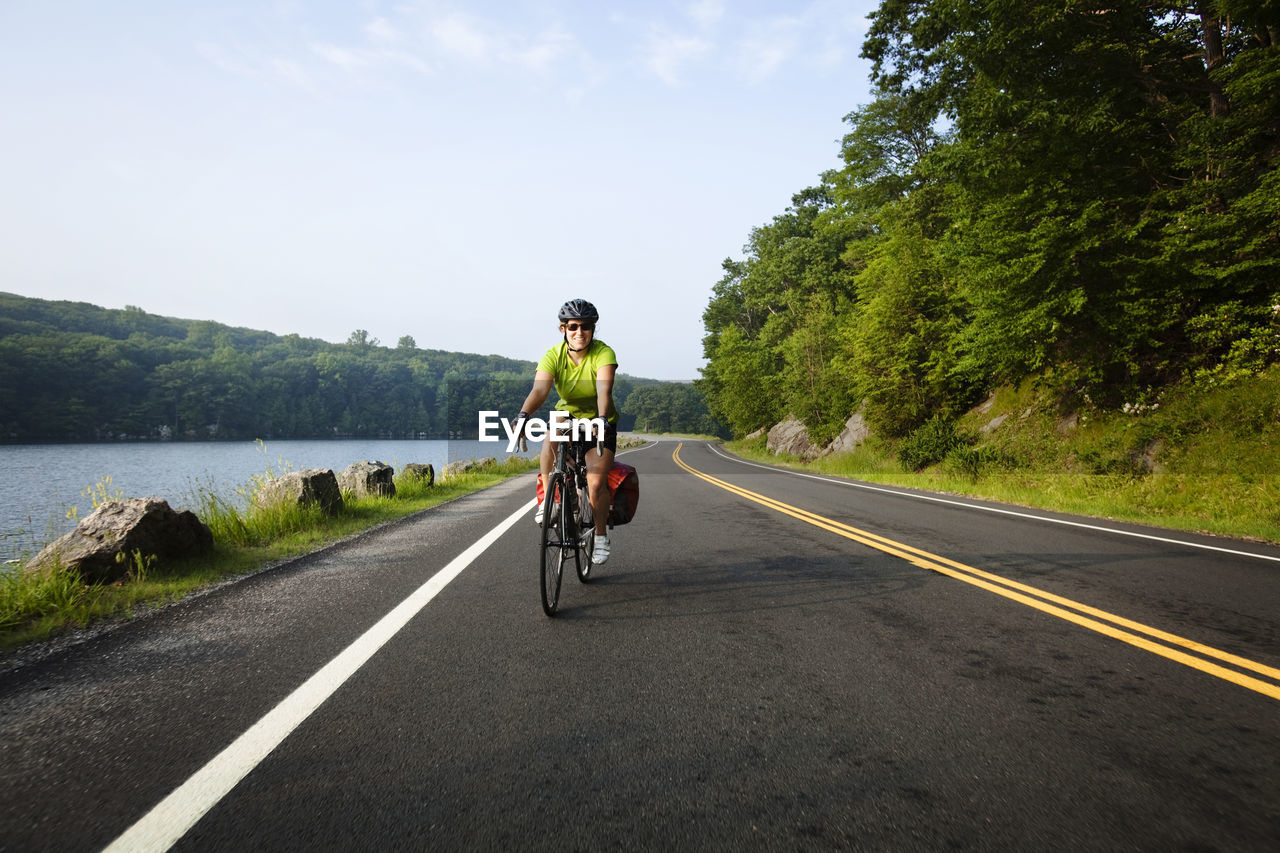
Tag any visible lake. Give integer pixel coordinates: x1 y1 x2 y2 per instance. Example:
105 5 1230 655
0 439 533 562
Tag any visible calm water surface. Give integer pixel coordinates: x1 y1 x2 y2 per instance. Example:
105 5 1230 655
0 439 529 561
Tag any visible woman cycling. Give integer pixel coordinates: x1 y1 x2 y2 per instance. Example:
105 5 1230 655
516 299 618 565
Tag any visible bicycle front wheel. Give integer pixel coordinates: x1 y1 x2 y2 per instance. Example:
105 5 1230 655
540 473 567 616
576 483 594 583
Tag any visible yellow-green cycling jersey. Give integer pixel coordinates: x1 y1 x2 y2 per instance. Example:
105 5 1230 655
536 339 618 424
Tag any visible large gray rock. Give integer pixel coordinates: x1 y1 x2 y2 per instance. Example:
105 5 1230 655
338 460 396 498
824 412 872 456
402 463 435 487
26 498 212 584
442 458 497 479
767 417 823 460
257 468 343 514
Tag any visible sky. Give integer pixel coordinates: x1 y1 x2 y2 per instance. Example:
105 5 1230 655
1 0 880 381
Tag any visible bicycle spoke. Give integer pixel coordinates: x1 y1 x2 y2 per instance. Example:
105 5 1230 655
577 484 593 583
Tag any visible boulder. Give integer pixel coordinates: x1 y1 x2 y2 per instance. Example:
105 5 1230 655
824 412 872 456
402 463 435 487
338 460 396 498
257 468 343 514
1134 439 1166 474
767 417 823 461
442 457 497 479
26 498 212 584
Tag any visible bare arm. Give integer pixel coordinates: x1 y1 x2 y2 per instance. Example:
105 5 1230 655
595 363 616 424
519 371 555 416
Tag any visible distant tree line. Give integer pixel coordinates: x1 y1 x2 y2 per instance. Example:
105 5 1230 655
622 383 727 437
699 2 1280 441
0 293 720 442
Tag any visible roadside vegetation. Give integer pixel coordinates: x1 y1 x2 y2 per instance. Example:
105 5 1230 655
728 367 1280 545
699 6 1278 549
0 456 538 652
699 5 1279 474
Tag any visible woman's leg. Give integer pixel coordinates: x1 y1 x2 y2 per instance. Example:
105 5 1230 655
539 436 555 486
585 446 615 536
534 437 554 518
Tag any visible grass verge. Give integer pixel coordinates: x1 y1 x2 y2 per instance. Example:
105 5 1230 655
726 367 1280 545
0 456 538 652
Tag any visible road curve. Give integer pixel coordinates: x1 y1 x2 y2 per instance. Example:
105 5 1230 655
1 439 1278 851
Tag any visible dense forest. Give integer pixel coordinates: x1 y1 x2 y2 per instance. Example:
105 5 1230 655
0 293 725 441
699 1 1280 442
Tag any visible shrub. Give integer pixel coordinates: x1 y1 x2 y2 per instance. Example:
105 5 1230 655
945 444 1006 481
898 416 966 471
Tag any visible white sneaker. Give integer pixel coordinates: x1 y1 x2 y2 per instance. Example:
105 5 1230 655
533 501 544 526
592 534 611 565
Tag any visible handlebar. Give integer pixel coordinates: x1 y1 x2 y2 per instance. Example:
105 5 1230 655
510 412 605 456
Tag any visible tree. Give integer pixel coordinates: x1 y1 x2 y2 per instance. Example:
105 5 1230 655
346 329 380 349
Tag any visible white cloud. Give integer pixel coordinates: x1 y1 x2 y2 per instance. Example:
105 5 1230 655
512 29 574 72
423 11 575 73
643 30 712 85
309 36 433 76
269 57 315 91
365 17 399 44
734 17 800 80
310 42 369 71
195 42 249 76
687 0 726 28
726 1 870 82
196 40 328 92
429 12 494 63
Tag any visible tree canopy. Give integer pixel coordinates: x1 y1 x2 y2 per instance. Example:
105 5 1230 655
700 0 1280 438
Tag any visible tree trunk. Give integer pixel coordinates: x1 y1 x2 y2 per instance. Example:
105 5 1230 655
1198 3 1230 117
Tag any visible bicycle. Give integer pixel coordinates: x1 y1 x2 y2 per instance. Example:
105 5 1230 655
539 435 602 617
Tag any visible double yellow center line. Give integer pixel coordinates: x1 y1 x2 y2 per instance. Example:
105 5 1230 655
673 443 1280 702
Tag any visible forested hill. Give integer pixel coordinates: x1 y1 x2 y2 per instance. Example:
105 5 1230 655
699 3 1280 443
0 292 723 442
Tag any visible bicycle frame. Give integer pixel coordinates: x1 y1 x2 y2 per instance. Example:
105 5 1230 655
539 436 604 616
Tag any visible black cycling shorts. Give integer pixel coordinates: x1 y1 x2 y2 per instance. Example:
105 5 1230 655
560 421 617 454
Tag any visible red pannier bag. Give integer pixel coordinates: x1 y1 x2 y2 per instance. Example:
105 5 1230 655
606 462 639 526
535 462 639 526
535 475 559 506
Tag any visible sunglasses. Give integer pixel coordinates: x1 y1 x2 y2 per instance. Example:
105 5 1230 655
563 322 595 332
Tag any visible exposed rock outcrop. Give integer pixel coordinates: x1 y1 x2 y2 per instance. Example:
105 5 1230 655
762 409 873 460
25 498 212 584
338 460 396 498
767 417 823 461
825 412 872 456
980 413 1009 434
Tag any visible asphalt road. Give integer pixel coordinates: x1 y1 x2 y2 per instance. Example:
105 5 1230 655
2 439 1278 851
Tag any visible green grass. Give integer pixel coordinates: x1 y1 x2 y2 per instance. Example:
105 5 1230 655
1 456 539 652
726 367 1280 544
625 431 726 442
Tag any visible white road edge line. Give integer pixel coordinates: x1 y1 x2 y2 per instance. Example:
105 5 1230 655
102 498 534 853
707 443 1280 564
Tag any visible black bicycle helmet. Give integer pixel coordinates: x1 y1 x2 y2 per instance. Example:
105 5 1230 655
558 299 599 323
